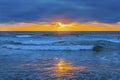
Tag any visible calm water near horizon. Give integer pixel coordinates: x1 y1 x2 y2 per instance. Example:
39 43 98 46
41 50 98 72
0 31 120 80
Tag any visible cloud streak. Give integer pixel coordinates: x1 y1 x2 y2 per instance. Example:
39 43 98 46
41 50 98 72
0 0 120 23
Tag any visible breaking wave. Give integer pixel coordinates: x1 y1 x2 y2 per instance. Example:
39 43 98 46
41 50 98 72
2 44 94 51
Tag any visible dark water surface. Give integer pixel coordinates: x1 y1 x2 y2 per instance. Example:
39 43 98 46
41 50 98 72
0 32 120 80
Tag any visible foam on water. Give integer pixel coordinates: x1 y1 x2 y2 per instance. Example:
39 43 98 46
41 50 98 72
3 44 94 50
18 40 63 45
16 35 32 38
0 32 120 51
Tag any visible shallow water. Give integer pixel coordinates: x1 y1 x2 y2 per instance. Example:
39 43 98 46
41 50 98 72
0 32 120 80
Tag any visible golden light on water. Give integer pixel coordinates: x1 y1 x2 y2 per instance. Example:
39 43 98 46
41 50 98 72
45 58 86 77
54 59 73 73
19 58 86 78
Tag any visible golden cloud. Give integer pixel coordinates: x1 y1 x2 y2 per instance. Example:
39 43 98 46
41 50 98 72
0 20 120 31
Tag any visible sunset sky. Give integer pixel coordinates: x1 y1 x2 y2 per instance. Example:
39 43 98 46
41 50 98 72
0 0 120 31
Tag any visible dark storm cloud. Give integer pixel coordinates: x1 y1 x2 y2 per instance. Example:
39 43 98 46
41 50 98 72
0 0 120 23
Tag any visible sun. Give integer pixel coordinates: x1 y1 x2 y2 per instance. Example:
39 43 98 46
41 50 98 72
57 22 67 28
57 22 73 29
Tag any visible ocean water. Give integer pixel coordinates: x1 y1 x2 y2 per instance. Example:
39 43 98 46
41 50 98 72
0 31 120 80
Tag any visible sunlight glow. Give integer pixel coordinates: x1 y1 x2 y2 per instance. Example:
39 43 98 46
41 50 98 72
0 19 120 31
48 59 86 77
57 22 71 28
55 59 73 73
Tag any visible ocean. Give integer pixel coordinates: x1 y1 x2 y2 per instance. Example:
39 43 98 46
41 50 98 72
0 31 120 80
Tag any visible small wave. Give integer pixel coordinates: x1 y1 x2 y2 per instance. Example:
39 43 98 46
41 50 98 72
95 39 120 43
16 35 32 38
2 39 120 46
3 40 64 45
106 39 120 43
2 45 94 51
16 40 64 45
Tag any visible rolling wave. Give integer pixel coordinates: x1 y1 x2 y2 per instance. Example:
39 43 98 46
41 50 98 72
2 44 94 51
1 39 120 45
16 35 32 38
0 32 120 51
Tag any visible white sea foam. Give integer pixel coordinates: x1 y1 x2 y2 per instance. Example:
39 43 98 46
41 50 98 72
3 45 94 50
20 40 63 45
16 35 32 38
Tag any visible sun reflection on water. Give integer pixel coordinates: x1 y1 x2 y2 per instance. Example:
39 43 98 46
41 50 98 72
19 58 86 78
46 58 86 77
55 59 73 72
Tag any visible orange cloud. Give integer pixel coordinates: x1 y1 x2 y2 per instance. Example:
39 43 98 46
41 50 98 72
0 20 120 31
